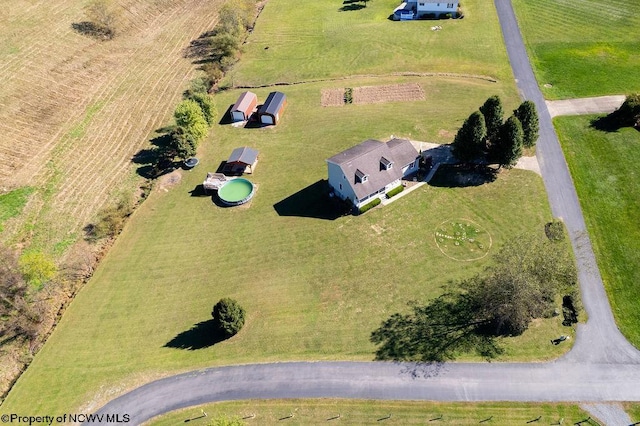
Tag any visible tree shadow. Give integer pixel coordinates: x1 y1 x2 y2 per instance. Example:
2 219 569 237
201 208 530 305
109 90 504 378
428 164 497 188
339 3 366 11
589 114 624 132
164 319 229 350
71 22 114 40
131 129 178 178
183 30 216 59
273 180 352 220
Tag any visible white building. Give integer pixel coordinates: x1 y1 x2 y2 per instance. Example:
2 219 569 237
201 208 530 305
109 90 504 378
327 139 420 209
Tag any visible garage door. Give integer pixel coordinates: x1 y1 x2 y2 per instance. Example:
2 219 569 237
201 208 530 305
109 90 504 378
260 114 274 125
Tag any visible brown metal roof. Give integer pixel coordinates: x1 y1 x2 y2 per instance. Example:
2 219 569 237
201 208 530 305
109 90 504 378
231 91 258 115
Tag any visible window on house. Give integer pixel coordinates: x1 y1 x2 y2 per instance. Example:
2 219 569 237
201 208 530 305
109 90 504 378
339 184 342 190
380 157 393 171
355 169 368 183
419 2 425 5
447 2 454 7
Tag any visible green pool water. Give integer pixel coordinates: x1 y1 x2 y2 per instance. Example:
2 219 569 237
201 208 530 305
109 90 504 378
218 178 254 205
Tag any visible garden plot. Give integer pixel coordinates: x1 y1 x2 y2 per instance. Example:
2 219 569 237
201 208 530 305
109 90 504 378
353 83 425 105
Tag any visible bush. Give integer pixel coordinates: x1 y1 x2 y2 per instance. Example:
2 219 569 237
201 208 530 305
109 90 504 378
442 13 452 19
544 220 566 241
19 251 56 289
359 197 381 214
614 94 640 128
212 298 246 337
386 185 404 199
85 196 134 242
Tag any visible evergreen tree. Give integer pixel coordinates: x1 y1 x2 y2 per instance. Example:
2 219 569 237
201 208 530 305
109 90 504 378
452 111 486 163
479 95 504 142
212 298 246 337
494 115 524 169
514 100 539 148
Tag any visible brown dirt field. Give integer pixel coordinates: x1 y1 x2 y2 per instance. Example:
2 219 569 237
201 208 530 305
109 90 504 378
0 0 224 249
352 83 425 105
321 88 345 107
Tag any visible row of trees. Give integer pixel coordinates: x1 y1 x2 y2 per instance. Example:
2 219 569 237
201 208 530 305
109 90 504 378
371 230 578 362
452 96 539 169
186 0 256 90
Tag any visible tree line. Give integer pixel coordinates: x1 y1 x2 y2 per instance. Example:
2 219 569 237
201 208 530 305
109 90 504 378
452 96 539 169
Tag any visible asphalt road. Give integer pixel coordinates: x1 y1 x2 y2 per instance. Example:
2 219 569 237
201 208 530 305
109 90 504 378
88 2 640 424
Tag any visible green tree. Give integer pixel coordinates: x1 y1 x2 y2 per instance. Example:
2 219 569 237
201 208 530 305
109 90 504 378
479 95 504 143
371 233 577 361
452 111 486 163
189 93 217 126
174 100 208 142
492 115 524 169
513 100 539 148
614 93 640 127
209 32 241 61
18 251 56 288
212 298 246 337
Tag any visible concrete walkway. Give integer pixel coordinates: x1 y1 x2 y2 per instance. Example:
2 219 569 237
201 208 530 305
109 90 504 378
547 95 625 118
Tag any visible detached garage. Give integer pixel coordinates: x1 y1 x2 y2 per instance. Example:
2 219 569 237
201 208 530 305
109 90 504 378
258 91 287 125
230 91 258 122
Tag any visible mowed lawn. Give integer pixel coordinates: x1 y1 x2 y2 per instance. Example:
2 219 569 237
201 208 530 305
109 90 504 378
150 399 589 425
2 78 565 414
229 0 514 86
512 0 640 99
555 116 640 347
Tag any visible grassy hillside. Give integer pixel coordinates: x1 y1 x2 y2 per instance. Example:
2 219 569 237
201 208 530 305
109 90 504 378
555 115 640 347
512 0 640 99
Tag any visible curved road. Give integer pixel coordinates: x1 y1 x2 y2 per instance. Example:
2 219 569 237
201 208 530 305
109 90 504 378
89 1 640 424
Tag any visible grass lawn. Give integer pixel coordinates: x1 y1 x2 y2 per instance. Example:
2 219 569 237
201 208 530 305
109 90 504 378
554 115 640 347
149 399 589 425
626 403 640 424
0 187 33 232
0 78 568 414
228 0 514 86
512 0 640 99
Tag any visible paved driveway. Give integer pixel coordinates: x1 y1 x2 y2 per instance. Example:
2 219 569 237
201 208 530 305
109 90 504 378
546 95 625 118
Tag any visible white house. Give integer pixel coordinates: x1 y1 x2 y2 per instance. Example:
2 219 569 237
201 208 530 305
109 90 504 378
327 138 420 209
401 0 458 19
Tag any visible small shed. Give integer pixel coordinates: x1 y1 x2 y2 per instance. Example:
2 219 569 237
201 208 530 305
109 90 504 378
230 91 258 122
224 146 259 174
258 91 287 125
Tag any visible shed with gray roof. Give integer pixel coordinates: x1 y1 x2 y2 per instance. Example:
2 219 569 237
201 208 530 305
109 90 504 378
224 146 259 174
258 91 287 125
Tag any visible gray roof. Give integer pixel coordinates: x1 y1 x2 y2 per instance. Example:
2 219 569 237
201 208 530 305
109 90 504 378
259 91 286 116
228 146 258 165
327 139 418 200
387 138 420 167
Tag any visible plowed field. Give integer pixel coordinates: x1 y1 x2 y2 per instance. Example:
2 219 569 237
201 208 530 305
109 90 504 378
0 0 223 248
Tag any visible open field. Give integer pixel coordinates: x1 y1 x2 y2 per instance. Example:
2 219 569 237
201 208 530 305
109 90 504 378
0 0 225 252
0 77 567 414
512 0 640 99
228 0 513 86
150 399 590 425
554 115 640 348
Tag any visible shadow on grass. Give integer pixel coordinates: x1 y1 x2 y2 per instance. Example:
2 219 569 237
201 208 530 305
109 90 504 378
189 184 208 197
428 164 497 188
273 180 352 220
164 320 229 350
71 22 114 40
131 128 179 179
339 3 366 11
218 104 234 125
589 114 624 132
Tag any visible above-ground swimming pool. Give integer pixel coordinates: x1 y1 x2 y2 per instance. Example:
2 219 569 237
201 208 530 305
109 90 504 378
217 178 255 206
